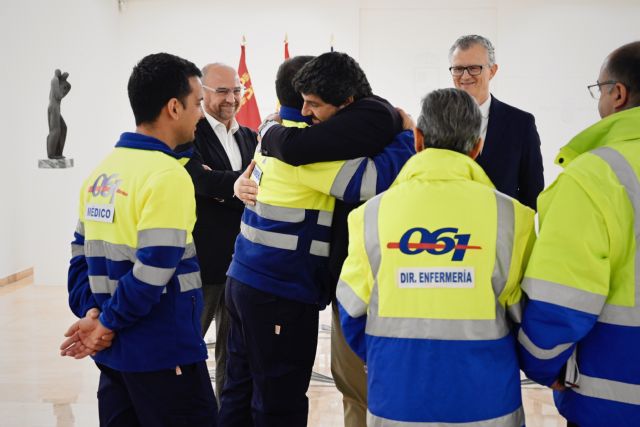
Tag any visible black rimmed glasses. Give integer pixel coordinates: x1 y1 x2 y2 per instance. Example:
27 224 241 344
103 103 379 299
587 80 618 100
449 65 488 77
202 84 245 97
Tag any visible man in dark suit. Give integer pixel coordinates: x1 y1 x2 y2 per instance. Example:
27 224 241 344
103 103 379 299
182 63 258 399
449 35 544 210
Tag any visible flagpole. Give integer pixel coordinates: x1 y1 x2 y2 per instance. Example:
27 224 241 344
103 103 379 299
330 33 335 52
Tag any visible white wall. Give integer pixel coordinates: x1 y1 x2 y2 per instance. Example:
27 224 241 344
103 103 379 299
2 0 638 284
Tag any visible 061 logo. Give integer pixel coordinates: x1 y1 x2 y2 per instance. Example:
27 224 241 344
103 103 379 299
387 227 481 261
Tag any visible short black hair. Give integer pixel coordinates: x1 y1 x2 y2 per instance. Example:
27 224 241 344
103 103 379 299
127 53 201 125
275 56 315 109
606 41 640 108
292 52 372 106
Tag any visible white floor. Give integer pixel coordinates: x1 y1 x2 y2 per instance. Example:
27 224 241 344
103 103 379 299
0 278 565 426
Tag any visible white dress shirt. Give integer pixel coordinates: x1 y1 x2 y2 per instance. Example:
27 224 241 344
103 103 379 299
203 110 242 171
478 96 492 143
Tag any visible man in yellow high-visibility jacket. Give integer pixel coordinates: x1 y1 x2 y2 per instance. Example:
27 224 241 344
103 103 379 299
337 88 536 426
519 41 640 427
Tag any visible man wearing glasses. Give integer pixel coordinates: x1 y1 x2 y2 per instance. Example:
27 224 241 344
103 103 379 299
180 63 258 400
449 34 544 210
519 41 640 427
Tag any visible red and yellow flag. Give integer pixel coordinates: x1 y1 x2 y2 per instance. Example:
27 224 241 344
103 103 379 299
284 33 290 60
236 37 261 131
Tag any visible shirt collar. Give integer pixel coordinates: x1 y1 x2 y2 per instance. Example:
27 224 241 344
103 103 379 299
204 109 239 134
115 132 192 159
478 96 491 118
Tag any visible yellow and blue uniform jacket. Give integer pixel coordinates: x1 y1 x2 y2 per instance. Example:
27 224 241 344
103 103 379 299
67 132 207 372
337 149 535 426
227 109 415 307
519 107 640 427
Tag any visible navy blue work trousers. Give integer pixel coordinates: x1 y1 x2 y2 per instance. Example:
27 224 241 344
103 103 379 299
96 361 217 427
218 277 319 427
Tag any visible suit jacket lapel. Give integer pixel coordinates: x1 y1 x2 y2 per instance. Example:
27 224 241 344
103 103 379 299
198 118 233 170
480 95 507 162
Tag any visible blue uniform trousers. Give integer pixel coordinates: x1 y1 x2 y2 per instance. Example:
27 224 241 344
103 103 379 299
218 277 319 427
96 361 217 426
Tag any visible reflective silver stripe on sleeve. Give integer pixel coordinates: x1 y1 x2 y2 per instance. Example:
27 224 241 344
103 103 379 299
492 192 514 298
522 277 606 315
132 261 176 286
75 220 84 236
310 240 330 257
330 159 363 199
359 159 378 201
85 241 137 262
367 406 524 427
507 301 523 324
137 228 187 249
178 271 202 292
71 244 84 258
336 279 368 318
517 329 573 360
89 276 118 295
573 374 640 405
246 201 305 223
317 210 333 227
182 243 196 260
592 147 640 326
364 195 383 276
240 222 298 250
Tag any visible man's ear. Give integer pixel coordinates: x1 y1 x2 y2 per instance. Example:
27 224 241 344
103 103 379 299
414 127 425 152
340 96 355 109
488 63 498 81
613 82 630 111
469 137 484 160
167 98 181 120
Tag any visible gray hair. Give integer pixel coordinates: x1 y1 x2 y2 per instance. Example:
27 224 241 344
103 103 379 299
416 88 482 155
449 35 496 66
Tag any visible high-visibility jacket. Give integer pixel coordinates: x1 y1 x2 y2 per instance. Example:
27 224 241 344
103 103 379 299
227 114 415 307
67 132 207 372
337 148 535 426
519 106 640 427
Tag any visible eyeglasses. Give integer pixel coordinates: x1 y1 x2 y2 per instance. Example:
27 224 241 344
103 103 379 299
587 80 618 100
449 65 487 77
202 84 245 97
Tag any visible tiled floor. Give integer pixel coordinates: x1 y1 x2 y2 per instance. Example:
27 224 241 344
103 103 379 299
0 279 566 426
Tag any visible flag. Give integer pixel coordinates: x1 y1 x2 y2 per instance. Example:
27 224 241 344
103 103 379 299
236 36 261 131
284 33 290 59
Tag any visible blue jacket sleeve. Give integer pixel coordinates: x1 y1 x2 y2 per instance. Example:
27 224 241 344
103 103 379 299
339 302 368 362
341 130 415 203
67 224 99 318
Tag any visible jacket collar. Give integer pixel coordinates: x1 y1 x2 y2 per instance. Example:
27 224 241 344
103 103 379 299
555 106 640 168
115 132 192 159
279 105 313 125
392 148 494 189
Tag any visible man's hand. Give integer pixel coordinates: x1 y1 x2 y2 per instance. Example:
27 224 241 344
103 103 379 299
60 308 115 359
396 107 416 131
234 160 258 206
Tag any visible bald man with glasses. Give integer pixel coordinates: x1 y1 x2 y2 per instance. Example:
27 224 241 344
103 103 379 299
179 63 258 400
449 34 544 210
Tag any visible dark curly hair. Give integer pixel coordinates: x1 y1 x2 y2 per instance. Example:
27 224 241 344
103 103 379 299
292 52 372 106
128 52 201 125
275 55 315 109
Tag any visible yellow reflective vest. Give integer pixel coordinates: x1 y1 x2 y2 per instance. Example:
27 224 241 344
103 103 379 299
519 106 640 427
337 148 535 426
